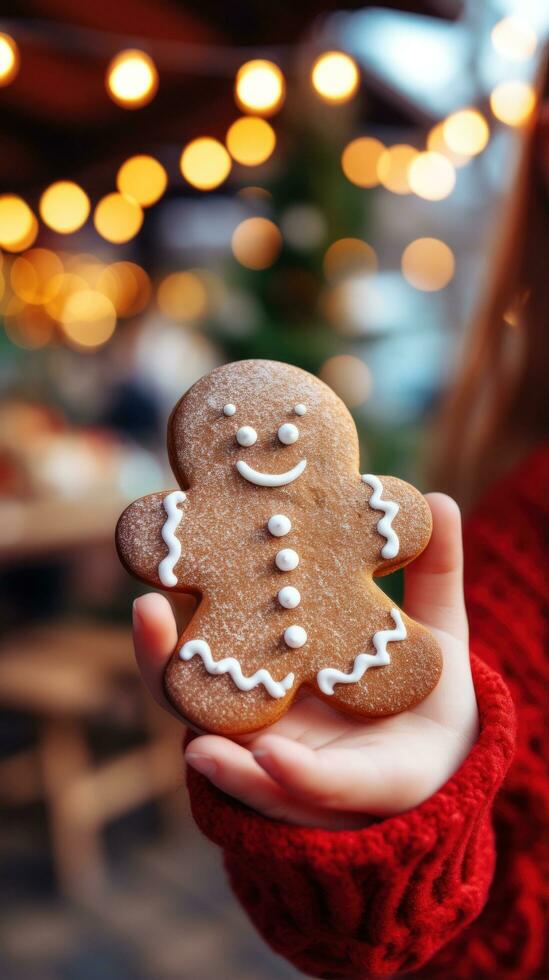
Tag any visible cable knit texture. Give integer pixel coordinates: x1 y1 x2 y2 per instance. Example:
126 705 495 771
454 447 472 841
186 447 548 979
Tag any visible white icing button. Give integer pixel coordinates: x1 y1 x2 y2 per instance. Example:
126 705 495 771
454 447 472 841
236 425 257 447
278 423 299 445
284 625 307 648
294 403 307 416
268 514 292 537
278 586 301 609
275 548 299 572
223 403 236 416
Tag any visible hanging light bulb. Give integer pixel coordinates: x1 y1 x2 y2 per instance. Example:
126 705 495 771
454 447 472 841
235 60 285 116
0 33 19 86
106 49 158 109
311 52 359 104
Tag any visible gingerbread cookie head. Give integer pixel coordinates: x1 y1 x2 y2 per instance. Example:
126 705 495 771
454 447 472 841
116 359 442 735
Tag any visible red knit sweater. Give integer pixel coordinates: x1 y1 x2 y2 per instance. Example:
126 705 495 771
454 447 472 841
187 448 549 979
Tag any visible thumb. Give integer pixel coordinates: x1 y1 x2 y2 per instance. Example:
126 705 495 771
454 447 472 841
404 493 468 645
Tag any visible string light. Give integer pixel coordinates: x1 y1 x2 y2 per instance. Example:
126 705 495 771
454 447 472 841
341 137 384 188
180 137 232 191
319 355 372 407
231 217 282 269
442 109 489 157
323 238 377 282
60 289 117 349
490 80 536 127
311 52 359 104
106 49 158 109
226 117 276 166
11 249 64 305
116 155 167 206
491 17 537 62
93 193 143 243
401 238 454 291
0 196 38 252
427 122 471 168
235 60 285 116
157 271 209 321
39 181 90 234
408 151 456 201
377 145 418 194
0 33 20 86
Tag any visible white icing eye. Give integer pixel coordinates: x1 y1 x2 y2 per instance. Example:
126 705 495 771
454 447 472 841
275 548 299 571
294 404 307 416
278 423 299 445
268 514 291 537
223 404 236 416
284 625 307 648
277 586 301 609
236 426 257 447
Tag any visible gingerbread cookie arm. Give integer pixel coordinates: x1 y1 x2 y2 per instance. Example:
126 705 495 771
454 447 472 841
360 474 433 576
115 489 197 591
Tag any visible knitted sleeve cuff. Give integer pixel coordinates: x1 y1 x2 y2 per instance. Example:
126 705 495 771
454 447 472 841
186 655 516 978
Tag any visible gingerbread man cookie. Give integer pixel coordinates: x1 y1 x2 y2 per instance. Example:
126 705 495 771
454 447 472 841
116 360 442 735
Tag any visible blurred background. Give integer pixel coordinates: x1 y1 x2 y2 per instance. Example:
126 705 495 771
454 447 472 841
0 1 547 977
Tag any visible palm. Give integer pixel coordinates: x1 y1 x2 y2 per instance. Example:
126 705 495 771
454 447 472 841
133 495 478 829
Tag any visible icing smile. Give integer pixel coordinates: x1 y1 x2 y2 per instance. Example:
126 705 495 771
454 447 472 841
236 458 307 487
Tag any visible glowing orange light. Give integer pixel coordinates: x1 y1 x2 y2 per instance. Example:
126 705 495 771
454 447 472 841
0 196 38 252
5 305 55 350
341 137 384 188
235 60 285 116
323 238 377 282
180 138 232 191
157 271 209 322
319 355 372 407
408 151 456 201
442 109 490 156
97 262 151 318
116 155 167 207
377 145 418 194
39 181 90 234
93 193 144 244
231 217 282 270
401 238 455 292
311 52 359 104
427 122 471 168
226 117 276 166
60 290 117 349
0 33 19 86
490 80 536 127
106 49 158 109
11 249 64 305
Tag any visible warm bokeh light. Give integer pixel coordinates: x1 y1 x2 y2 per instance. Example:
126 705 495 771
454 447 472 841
442 109 490 157
97 262 151 317
44 272 88 320
490 80 536 127
180 138 232 191
319 354 372 407
106 49 158 109
226 117 276 166
0 33 20 86
39 181 91 234
491 17 537 62
323 238 377 282
341 137 384 188
0 196 38 252
401 238 455 292
157 271 209 321
235 60 285 116
427 122 471 168
11 249 64 305
311 52 359 104
408 151 456 201
377 145 418 194
5 305 55 350
231 217 282 270
93 193 144 244
116 155 167 207
60 289 117 349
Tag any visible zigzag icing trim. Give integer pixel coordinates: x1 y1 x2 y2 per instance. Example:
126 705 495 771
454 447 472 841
316 608 406 696
179 639 295 700
158 490 186 587
361 473 400 560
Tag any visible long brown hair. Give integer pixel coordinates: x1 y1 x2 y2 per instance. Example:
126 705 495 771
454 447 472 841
432 62 549 510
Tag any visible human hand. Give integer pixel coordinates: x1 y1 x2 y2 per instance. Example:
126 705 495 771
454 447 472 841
133 493 478 829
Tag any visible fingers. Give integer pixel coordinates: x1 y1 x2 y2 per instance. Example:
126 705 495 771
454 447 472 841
250 732 448 817
404 492 468 643
133 592 179 713
185 736 365 828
